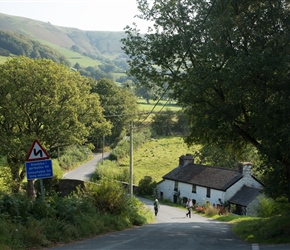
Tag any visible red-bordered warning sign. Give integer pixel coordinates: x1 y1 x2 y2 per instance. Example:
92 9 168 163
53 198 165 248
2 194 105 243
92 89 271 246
26 140 50 161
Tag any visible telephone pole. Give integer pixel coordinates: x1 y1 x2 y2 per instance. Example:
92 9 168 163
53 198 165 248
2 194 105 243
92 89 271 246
102 135 105 164
129 120 134 197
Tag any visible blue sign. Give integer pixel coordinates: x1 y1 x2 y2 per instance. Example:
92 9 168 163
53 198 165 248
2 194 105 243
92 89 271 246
25 159 53 180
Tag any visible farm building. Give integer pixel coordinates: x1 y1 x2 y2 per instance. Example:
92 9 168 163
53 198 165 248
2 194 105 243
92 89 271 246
156 154 263 215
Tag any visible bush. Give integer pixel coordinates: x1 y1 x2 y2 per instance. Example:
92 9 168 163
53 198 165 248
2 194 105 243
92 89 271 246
195 206 205 213
138 176 157 196
255 196 276 218
110 130 151 161
92 160 131 183
204 206 219 216
0 157 13 193
110 139 129 161
0 186 154 249
125 196 155 226
273 197 290 216
88 180 129 215
58 145 91 170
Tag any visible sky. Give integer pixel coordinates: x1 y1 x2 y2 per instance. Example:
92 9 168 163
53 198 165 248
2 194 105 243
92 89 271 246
0 0 150 32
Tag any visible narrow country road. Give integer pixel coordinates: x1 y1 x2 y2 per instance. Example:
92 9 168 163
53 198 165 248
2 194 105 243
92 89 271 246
49 155 290 250
62 152 110 181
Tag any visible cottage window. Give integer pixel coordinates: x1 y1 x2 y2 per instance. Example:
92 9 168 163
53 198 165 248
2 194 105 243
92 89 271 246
174 181 178 191
192 184 196 193
160 192 163 201
206 188 211 198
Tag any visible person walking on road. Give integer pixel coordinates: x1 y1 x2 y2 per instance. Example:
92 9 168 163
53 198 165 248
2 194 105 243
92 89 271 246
186 198 193 218
154 199 159 216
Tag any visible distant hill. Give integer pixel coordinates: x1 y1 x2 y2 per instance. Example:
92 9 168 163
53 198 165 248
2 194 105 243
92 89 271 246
0 30 70 65
0 12 128 71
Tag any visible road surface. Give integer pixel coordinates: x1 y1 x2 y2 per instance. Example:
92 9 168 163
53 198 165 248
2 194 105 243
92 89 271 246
62 152 110 181
49 197 290 250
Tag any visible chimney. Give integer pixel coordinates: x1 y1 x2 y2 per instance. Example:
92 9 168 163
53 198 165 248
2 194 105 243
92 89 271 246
238 162 252 176
179 154 194 167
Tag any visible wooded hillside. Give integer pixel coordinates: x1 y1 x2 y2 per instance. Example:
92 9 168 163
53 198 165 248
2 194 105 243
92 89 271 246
0 30 70 65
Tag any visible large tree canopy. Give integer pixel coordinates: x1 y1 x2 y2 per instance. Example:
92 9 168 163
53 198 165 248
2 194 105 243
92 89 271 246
91 78 139 146
0 57 110 192
122 0 290 199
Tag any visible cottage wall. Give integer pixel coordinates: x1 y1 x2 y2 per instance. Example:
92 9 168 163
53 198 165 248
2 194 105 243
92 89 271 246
190 187 223 205
225 174 263 200
157 180 175 201
157 180 226 206
246 198 259 216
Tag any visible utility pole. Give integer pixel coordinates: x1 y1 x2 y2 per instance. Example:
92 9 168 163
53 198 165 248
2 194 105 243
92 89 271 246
130 120 133 197
102 135 105 164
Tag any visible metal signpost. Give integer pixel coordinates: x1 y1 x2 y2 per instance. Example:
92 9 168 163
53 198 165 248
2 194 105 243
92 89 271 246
25 140 53 202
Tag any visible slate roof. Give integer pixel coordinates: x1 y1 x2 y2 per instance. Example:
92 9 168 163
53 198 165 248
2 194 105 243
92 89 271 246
162 163 243 191
228 185 261 206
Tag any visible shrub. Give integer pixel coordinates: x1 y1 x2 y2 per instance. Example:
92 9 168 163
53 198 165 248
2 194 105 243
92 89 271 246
195 206 205 213
88 180 129 215
110 139 130 161
255 196 276 218
0 183 154 249
58 145 91 170
0 192 33 223
138 176 157 196
110 130 151 161
273 197 290 216
92 160 131 183
204 206 219 216
125 196 155 226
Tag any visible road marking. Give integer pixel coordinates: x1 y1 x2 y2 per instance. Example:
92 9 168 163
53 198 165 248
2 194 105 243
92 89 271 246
252 243 259 250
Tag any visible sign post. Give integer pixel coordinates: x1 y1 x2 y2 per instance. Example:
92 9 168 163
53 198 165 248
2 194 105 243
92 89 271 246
25 140 53 202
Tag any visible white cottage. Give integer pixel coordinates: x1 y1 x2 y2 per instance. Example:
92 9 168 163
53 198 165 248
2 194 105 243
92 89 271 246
156 154 263 215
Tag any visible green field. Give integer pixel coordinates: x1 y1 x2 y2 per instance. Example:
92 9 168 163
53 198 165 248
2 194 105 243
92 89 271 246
0 48 101 68
137 99 181 112
119 136 198 184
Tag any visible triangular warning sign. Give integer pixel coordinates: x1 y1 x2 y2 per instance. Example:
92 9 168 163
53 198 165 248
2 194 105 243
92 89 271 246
26 140 50 161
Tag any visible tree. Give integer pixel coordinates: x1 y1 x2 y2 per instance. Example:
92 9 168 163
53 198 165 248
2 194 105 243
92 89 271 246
135 85 159 104
138 176 157 196
122 0 290 200
151 110 175 136
0 57 110 193
98 63 116 74
91 78 139 146
73 62 81 71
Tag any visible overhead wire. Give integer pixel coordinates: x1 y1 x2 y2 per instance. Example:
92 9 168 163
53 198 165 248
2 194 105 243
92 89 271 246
137 84 170 125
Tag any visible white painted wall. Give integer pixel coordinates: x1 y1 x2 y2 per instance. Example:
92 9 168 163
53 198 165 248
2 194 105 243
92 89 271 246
225 175 263 200
157 180 174 201
157 180 226 206
184 186 225 206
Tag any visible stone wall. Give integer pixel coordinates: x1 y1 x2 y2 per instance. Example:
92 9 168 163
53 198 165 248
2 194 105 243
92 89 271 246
58 179 85 197
57 179 138 197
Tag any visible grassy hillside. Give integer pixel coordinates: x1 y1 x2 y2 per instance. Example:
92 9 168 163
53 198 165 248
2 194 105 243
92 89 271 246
40 40 102 67
118 136 198 184
0 12 127 68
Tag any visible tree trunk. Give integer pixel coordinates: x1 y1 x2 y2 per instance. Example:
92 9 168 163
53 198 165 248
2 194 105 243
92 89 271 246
285 162 290 202
8 155 35 197
9 159 22 193
27 180 36 198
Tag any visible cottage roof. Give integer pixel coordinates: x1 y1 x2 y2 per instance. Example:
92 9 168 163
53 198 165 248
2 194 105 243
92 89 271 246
228 185 261 206
162 163 243 191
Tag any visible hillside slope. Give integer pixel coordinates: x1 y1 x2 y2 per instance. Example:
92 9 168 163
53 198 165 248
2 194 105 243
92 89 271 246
0 12 127 63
